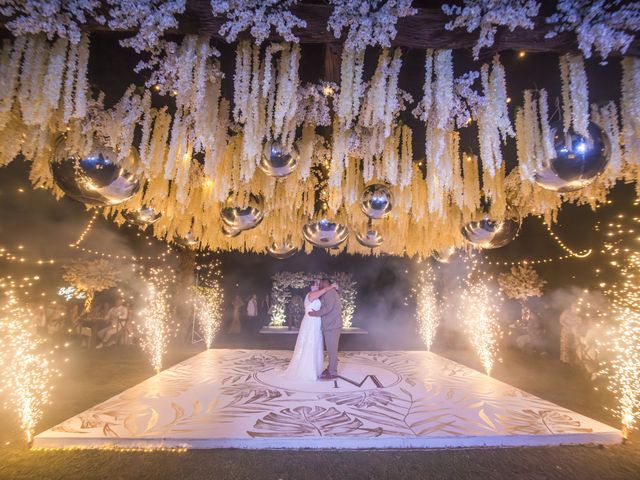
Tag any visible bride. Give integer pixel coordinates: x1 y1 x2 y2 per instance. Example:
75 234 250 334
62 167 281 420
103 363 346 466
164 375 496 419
284 281 336 382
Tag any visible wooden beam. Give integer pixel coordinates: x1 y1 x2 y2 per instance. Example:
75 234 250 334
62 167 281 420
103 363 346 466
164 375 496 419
182 1 640 56
323 43 342 84
3 1 638 56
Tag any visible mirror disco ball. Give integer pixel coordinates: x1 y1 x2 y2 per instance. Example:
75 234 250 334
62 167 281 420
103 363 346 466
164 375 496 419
221 224 242 238
51 138 141 206
533 122 611 193
302 218 349 248
360 184 393 219
356 229 384 248
122 206 161 226
462 217 520 249
220 194 264 231
267 239 298 259
173 231 198 248
258 140 298 177
432 246 456 263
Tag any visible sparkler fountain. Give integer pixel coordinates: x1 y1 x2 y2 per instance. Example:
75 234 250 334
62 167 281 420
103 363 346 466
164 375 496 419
0 287 60 445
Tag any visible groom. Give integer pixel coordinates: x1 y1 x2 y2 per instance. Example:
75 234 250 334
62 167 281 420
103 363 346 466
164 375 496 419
309 278 343 380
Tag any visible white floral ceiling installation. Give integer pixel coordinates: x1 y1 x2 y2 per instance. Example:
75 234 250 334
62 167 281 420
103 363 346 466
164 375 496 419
0 0 639 258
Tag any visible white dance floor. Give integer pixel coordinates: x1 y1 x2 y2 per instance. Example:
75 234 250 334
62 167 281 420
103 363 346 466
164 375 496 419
34 349 621 449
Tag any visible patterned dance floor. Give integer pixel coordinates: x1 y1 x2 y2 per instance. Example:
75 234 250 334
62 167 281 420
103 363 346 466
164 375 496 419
34 349 621 449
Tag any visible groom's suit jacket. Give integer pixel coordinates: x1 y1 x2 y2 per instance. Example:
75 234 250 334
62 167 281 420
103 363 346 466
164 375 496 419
314 289 342 332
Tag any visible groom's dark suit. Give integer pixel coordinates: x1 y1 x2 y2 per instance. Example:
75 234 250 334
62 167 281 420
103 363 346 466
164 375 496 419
314 288 342 376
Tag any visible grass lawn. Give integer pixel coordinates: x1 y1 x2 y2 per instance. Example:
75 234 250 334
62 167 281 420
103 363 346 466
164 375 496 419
0 338 639 480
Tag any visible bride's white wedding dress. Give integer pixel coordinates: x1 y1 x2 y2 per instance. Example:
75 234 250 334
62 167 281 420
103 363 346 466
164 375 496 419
284 294 324 382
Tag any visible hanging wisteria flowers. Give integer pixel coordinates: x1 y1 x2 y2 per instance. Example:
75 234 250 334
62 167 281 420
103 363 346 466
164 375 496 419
546 0 640 61
442 0 540 60
327 0 417 51
559 53 590 138
210 0 306 44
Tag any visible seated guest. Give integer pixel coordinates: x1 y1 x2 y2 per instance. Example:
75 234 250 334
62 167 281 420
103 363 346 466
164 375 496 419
96 298 128 349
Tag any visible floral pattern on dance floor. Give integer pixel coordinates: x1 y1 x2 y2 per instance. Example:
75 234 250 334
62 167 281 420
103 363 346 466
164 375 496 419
34 349 621 449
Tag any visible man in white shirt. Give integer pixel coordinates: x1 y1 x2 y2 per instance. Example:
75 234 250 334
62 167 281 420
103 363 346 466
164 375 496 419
245 294 258 332
96 298 128 348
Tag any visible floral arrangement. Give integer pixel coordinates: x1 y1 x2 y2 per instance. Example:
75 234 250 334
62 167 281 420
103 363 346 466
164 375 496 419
269 271 357 328
498 264 546 329
62 258 120 310
0 3 638 258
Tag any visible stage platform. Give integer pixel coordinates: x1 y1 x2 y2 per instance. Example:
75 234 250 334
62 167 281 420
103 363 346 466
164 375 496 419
259 326 368 334
34 349 621 450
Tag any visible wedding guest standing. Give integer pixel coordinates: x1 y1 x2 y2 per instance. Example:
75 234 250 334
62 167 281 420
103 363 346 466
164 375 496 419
229 294 244 333
246 294 258 332
261 293 271 326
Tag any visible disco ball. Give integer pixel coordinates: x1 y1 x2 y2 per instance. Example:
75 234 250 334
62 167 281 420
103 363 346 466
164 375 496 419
356 229 384 249
220 193 264 231
462 217 520 249
173 231 198 248
51 138 141 206
533 122 611 193
432 246 456 263
302 218 349 248
221 224 242 238
360 184 393 219
122 206 161 226
267 239 298 259
258 140 298 177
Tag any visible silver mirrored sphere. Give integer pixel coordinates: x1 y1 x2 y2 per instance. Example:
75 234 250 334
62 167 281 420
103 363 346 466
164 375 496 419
533 122 611 193
432 246 456 263
360 184 393 219
123 206 161 226
221 224 242 238
302 218 349 248
51 138 141 206
356 229 384 248
462 217 520 249
267 239 298 259
173 232 198 248
220 193 264 231
258 140 298 177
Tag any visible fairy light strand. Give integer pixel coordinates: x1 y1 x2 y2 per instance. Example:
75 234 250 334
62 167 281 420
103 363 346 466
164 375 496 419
69 210 98 248
541 217 592 258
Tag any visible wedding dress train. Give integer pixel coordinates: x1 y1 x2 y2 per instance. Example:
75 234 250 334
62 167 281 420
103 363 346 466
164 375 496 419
284 294 324 382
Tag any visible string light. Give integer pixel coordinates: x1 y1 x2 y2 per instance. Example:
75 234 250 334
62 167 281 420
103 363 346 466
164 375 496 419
69 210 98 248
542 218 592 258
485 253 590 266
414 264 441 351
31 445 188 452
0 247 57 266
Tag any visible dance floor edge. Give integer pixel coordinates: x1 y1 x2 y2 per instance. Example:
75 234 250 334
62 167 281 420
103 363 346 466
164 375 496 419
34 349 622 450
